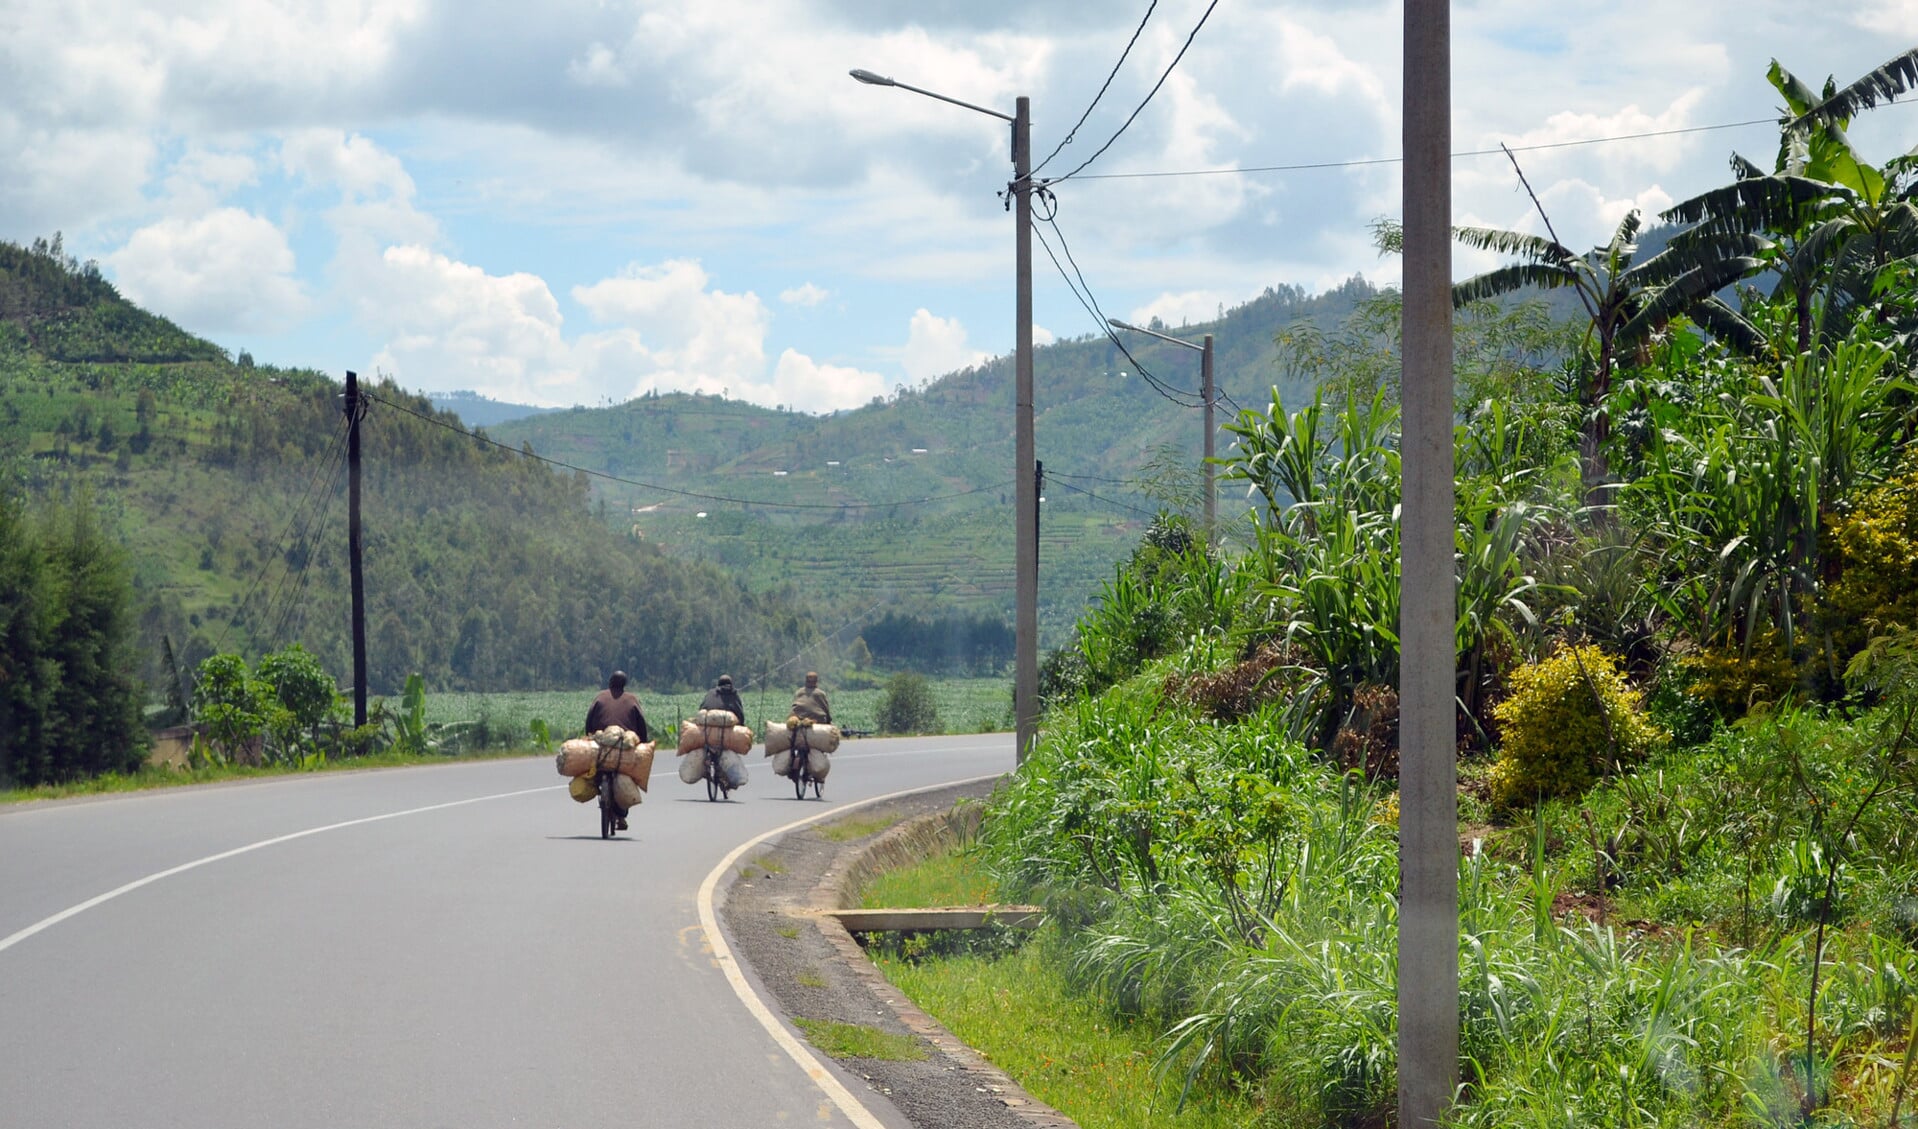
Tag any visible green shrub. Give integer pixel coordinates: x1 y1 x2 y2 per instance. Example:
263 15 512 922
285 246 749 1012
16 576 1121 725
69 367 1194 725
1490 644 1664 808
1822 454 1918 664
875 672 940 735
1679 636 1798 721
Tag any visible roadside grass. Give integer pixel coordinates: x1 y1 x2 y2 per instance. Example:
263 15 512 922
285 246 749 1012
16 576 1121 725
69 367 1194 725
874 934 1265 1129
818 813 900 843
0 746 539 805
792 1017 928 1062
860 845 998 908
774 924 802 939
796 968 829 988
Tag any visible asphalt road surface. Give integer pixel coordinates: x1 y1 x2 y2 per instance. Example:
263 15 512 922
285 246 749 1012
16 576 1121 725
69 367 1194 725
0 734 1013 1129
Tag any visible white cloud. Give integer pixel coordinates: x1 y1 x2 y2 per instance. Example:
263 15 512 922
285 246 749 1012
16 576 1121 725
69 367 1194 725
780 282 831 307
0 122 154 241
900 309 991 382
107 208 307 335
768 350 889 412
1126 291 1241 332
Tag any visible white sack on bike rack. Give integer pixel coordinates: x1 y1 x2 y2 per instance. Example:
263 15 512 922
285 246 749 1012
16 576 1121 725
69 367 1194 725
678 747 707 785
718 750 749 789
556 739 599 776
764 722 840 757
770 750 793 777
806 750 832 780
612 774 643 811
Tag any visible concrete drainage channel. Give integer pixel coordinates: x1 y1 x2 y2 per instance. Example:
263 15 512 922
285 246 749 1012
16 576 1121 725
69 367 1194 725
717 779 1077 1129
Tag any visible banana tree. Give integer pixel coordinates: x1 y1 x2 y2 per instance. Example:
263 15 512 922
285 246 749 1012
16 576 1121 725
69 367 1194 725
1453 214 1768 492
1663 53 1918 357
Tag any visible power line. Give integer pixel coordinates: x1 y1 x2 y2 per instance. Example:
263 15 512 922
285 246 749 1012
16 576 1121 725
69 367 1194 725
1053 478 1160 518
252 438 349 653
1063 115 1812 182
362 388 1010 512
214 421 349 654
1032 206 1206 408
1049 0 1220 184
1031 1 1159 178
269 445 348 648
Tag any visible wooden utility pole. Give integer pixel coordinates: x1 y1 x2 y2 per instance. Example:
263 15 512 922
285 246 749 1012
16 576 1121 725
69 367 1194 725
1400 3 1459 1126
344 370 367 728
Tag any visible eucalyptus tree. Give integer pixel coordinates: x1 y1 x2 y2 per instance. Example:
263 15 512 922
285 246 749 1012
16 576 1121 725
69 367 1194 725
1452 214 1767 490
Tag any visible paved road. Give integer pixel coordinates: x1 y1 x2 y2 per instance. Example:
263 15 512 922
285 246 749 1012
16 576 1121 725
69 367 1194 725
0 735 1013 1129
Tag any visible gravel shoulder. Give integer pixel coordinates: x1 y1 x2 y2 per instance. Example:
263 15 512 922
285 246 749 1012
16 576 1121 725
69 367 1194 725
718 778 1075 1129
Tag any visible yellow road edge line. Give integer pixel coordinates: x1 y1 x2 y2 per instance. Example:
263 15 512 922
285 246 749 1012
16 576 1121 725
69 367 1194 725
696 772 1005 1129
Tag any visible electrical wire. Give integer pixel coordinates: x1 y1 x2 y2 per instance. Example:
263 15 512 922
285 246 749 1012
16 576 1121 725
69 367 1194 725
1061 115 1826 182
1048 0 1220 185
252 438 349 653
362 388 1010 512
1053 478 1160 518
1030 0 1158 178
213 421 349 654
268 445 348 648
1032 206 1207 408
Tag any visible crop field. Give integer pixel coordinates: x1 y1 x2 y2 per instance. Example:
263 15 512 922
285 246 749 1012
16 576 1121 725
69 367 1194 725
424 676 1011 740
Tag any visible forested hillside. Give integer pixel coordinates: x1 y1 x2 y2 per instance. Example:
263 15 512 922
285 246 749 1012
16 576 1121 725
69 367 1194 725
488 276 1392 643
0 239 815 696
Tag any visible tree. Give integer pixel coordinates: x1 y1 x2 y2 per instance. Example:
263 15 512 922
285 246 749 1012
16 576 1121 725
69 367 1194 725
876 672 940 735
1453 212 1768 491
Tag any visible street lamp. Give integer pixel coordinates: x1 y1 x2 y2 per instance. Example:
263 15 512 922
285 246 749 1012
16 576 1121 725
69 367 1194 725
1107 318 1216 547
850 68 1039 766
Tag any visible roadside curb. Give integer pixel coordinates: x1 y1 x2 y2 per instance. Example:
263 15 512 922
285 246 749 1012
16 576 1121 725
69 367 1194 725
787 794 1078 1129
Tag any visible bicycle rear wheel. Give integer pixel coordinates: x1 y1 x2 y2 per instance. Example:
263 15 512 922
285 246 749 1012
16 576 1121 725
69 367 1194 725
599 775 616 839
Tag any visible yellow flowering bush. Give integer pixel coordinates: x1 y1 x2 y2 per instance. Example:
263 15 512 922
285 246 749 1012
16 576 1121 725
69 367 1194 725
1490 644 1664 808
1822 455 1918 662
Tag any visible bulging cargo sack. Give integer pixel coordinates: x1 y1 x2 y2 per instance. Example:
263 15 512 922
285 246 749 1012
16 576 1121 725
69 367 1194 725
770 749 793 778
765 722 840 757
556 738 599 777
677 721 703 756
593 726 640 750
726 725 753 755
612 773 643 811
622 743 655 792
807 749 832 780
694 708 737 728
678 747 707 785
718 750 749 790
568 774 597 803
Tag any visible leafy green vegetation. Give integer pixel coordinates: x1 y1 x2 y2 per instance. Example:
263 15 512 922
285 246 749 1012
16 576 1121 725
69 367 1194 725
968 50 1918 1128
817 813 900 843
860 844 998 909
875 937 1267 1129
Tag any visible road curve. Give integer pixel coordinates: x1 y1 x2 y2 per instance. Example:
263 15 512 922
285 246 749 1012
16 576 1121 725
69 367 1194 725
0 734 1013 1128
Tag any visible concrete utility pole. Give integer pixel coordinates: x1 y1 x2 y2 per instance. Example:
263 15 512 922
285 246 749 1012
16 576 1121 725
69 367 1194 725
343 370 368 728
1012 95 1038 765
1400 2 1459 1127
1106 319 1217 547
849 69 1038 764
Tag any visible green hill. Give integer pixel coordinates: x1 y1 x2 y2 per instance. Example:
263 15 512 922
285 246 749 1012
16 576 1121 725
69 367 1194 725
489 277 1385 644
0 238 817 697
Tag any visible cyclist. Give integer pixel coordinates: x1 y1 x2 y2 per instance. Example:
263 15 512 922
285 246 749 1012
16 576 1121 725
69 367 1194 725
585 671 649 830
698 674 746 725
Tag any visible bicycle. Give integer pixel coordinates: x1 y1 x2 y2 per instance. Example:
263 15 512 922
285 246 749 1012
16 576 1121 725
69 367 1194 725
596 769 621 838
703 743 735 802
790 732 824 801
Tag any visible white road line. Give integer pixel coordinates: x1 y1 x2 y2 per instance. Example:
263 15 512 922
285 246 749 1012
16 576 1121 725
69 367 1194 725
696 772 1005 1129
0 785 551 958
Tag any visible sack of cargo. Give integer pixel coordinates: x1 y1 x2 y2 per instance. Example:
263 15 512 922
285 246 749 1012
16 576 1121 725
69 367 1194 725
718 750 749 790
766 721 839 756
807 749 832 780
568 774 597 803
593 726 624 748
770 749 793 777
612 773 643 811
677 721 703 756
678 747 707 785
726 725 753 755
556 738 599 777
623 742 655 792
694 708 738 728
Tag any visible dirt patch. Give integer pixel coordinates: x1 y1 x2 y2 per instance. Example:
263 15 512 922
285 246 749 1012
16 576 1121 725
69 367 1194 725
719 779 1074 1129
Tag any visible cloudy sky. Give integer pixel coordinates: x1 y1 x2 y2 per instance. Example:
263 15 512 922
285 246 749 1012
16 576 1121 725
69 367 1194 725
6 1 1916 411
